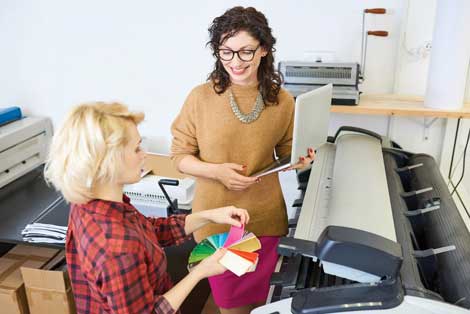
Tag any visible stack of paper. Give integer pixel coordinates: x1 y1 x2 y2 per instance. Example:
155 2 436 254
188 225 261 276
21 223 67 244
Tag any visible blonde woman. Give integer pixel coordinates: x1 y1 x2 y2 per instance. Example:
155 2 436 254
45 102 249 314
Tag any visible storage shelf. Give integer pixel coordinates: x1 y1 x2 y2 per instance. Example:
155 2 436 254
332 94 470 119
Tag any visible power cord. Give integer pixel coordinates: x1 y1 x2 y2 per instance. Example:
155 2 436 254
450 127 470 196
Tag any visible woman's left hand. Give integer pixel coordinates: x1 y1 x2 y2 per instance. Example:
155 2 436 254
287 147 316 170
206 206 250 227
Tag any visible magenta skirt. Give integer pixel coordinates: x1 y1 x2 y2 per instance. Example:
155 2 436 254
208 236 280 309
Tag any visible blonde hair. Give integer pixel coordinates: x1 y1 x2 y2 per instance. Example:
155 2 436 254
44 102 144 204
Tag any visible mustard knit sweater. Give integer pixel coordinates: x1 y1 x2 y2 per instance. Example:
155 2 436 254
171 82 294 242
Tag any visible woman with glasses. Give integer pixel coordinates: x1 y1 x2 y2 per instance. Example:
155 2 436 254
171 6 314 314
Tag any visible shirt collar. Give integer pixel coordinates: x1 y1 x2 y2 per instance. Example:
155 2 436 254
85 194 136 218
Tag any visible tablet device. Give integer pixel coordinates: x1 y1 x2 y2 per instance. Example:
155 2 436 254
251 155 292 178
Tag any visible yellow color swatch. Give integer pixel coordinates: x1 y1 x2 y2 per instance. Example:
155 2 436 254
228 233 261 252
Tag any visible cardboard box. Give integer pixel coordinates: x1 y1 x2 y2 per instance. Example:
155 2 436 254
40 250 66 271
0 244 59 314
21 267 75 314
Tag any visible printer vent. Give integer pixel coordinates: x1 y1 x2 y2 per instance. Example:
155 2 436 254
124 191 167 202
285 66 352 80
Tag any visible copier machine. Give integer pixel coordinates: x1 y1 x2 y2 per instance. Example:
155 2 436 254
0 115 53 189
253 127 470 314
0 115 72 244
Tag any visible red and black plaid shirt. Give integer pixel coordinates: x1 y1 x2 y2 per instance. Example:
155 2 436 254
66 195 188 314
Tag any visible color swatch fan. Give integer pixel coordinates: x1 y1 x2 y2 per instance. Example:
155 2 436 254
188 225 261 276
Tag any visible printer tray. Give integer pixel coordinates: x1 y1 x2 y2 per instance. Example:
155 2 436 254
291 278 403 314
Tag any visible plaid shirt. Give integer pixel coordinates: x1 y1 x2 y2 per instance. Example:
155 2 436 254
66 195 188 314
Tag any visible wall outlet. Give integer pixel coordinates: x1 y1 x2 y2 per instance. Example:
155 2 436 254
421 41 432 56
411 41 432 59
424 41 432 51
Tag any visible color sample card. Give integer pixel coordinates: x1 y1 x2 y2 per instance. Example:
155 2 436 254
223 224 245 248
188 225 261 276
219 250 256 277
227 248 258 263
228 232 261 252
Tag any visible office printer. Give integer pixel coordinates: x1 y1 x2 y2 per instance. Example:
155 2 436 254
0 115 71 246
0 116 53 189
253 127 470 314
279 61 360 105
124 175 195 217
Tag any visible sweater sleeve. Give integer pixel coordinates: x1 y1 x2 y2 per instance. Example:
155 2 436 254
275 94 295 159
170 88 199 169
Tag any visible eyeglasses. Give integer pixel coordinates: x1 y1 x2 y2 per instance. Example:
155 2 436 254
217 45 260 62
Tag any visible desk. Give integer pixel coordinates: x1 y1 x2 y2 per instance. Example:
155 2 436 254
0 165 66 249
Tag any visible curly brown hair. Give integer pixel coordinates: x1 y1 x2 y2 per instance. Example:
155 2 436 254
207 6 283 105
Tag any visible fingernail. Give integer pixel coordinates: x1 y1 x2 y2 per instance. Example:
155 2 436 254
308 148 313 153
301 157 305 161
242 165 247 169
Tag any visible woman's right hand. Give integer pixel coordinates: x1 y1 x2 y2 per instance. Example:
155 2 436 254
215 163 259 191
193 248 228 278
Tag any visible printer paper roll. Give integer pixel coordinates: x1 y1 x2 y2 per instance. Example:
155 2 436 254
424 0 470 109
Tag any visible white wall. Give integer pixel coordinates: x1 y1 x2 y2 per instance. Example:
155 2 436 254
0 0 468 161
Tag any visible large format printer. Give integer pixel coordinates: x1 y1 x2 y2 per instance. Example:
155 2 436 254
253 127 470 314
0 115 71 245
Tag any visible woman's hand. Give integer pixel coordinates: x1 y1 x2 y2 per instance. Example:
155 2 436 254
206 206 250 227
165 249 227 310
184 206 249 234
287 147 316 170
193 248 227 278
215 163 259 191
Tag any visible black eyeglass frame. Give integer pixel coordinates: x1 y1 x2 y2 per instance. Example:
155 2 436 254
216 45 261 62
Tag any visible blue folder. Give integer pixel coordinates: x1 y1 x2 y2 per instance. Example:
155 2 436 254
0 107 22 126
